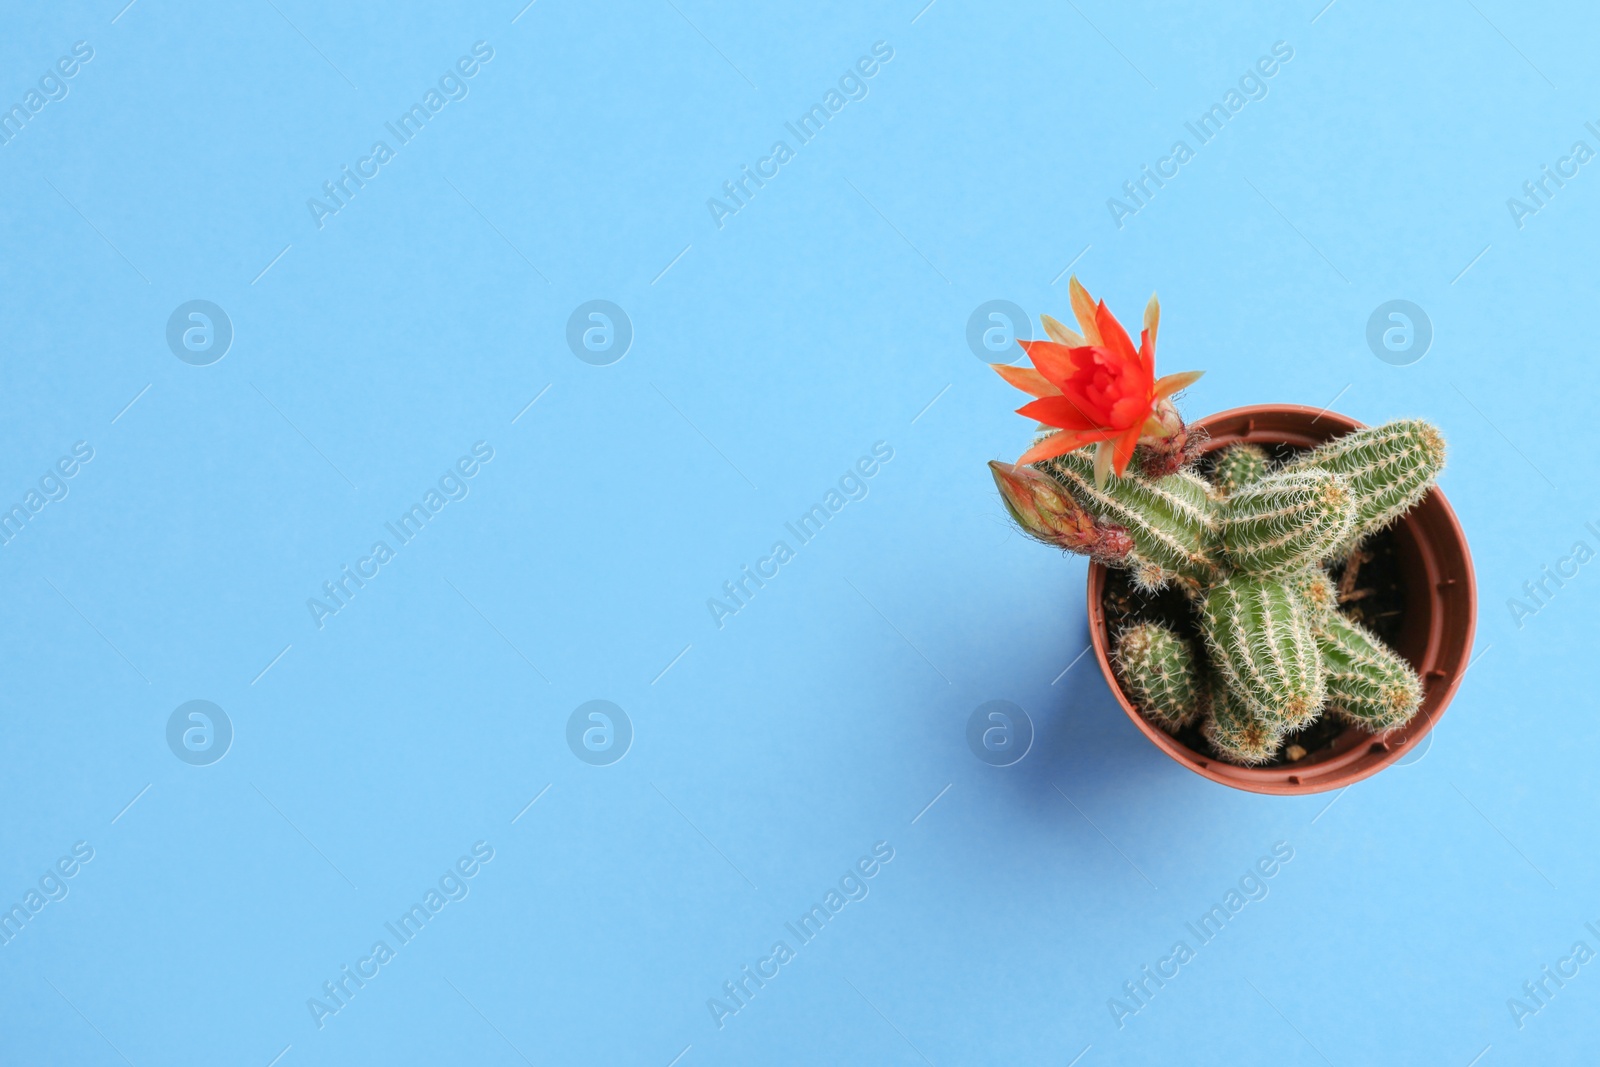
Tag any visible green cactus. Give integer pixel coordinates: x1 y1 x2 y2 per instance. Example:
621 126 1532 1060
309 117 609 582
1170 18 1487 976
1282 419 1445 558
1041 449 1221 591
1286 567 1339 625
1202 680 1285 766
996 409 1439 766
1199 574 1325 730
1210 442 1270 496
1317 612 1423 732
1217 468 1355 575
1113 622 1206 733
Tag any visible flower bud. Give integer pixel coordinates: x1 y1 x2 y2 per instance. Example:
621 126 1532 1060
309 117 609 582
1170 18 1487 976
1137 398 1205 478
989 461 1132 561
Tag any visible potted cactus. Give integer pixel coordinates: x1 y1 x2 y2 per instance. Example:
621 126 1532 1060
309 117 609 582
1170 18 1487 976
989 279 1475 794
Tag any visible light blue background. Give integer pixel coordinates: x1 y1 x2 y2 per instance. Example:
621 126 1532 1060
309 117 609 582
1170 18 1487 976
1 0 1595 1063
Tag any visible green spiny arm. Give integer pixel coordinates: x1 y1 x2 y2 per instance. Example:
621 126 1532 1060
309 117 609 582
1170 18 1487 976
1202 671 1286 766
1113 622 1206 734
1282 419 1445 558
1217 468 1355 575
1041 449 1223 592
1200 574 1326 730
1317 612 1423 732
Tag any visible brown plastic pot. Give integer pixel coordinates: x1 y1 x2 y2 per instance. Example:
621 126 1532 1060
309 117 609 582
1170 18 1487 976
1087 404 1476 795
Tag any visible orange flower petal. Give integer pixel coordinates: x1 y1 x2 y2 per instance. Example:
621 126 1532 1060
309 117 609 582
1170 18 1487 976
1093 440 1116 486
1060 382 1111 426
991 362 1059 399
1107 396 1154 430
1017 396 1100 430
1094 301 1141 368
1068 277 1102 345
1018 340 1080 389
1017 428 1118 467
1111 423 1143 475
1138 328 1155 378
1153 369 1204 398
1040 314 1084 347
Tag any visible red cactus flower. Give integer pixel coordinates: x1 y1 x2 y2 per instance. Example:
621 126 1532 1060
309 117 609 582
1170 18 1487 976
993 277 1202 484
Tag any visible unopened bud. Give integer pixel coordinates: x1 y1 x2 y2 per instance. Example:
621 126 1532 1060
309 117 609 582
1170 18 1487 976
989 461 1132 561
1138 399 1205 478
1097 525 1134 559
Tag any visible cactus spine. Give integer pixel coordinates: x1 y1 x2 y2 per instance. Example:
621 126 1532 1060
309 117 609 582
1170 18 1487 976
1217 468 1356 575
1113 623 1206 733
1200 575 1326 730
1202 680 1285 766
1282 419 1445 558
1316 613 1423 731
1042 449 1221 591
1286 567 1339 625
1210 442 1270 496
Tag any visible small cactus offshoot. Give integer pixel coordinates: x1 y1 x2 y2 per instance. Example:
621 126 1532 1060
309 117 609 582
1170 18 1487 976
992 282 1444 766
1210 442 1270 496
1113 622 1206 734
1203 680 1285 767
